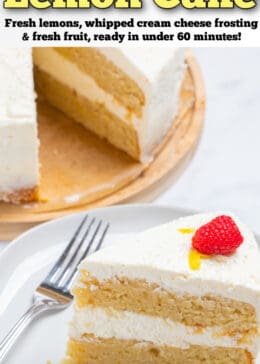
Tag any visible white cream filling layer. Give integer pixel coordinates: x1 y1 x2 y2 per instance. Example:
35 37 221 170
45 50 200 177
34 48 186 162
70 306 257 355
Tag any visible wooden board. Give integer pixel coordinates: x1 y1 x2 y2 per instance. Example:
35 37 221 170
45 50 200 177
0 52 205 240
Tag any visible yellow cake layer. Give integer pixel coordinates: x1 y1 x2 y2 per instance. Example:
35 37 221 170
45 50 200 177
34 67 141 161
0 186 38 204
54 47 145 117
63 336 253 364
74 273 257 334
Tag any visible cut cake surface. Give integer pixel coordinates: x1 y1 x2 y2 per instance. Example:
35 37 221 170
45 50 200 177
0 47 186 203
65 212 260 363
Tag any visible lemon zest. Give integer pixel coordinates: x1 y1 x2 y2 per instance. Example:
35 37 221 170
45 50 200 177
188 249 201 270
188 250 211 270
178 227 195 234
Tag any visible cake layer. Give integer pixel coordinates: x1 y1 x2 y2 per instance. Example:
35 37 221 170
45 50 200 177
69 306 256 352
34 67 141 160
64 336 253 364
74 274 257 334
55 47 145 117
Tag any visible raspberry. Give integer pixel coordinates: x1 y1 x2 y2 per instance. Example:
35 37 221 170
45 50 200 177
192 215 244 255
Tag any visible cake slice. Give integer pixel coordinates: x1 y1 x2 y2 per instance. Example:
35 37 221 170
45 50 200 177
64 212 260 363
33 47 186 163
0 49 39 203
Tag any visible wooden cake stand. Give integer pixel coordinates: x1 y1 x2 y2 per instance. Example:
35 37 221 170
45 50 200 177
0 51 205 240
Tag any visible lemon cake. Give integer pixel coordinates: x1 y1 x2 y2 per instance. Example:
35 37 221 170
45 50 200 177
0 47 185 204
33 47 185 163
0 49 39 204
64 212 260 363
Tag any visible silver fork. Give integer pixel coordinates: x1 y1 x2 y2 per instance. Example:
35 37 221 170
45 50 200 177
0 215 109 363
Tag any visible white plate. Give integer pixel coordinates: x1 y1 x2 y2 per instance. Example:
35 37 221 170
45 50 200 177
0 204 259 364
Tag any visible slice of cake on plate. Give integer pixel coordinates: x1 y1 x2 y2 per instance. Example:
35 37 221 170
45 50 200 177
0 49 39 204
64 212 260 363
0 47 186 204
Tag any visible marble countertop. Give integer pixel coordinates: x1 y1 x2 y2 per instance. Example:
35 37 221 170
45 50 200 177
1 48 260 249
155 48 260 235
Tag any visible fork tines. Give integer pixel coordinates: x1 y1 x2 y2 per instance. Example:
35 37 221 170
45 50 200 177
42 215 109 295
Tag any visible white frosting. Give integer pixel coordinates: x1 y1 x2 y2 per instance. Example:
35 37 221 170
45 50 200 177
34 47 186 163
0 49 38 193
0 49 36 125
70 306 258 356
80 212 260 323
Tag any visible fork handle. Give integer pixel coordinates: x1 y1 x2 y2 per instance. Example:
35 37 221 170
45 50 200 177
0 299 52 362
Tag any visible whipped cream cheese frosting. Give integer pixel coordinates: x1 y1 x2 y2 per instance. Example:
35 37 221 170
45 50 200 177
80 212 260 319
0 49 36 124
0 49 38 194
